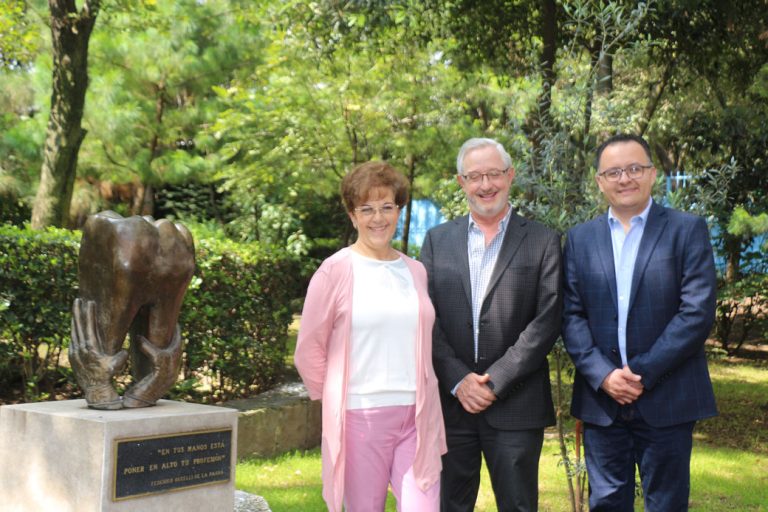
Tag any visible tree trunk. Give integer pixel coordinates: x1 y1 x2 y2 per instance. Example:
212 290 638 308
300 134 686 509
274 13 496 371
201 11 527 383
724 234 742 284
652 141 675 175
538 0 557 124
132 83 165 217
638 59 676 137
596 52 613 94
401 155 416 253
525 0 558 174
576 47 599 181
131 182 155 217
31 0 101 229
140 183 155 216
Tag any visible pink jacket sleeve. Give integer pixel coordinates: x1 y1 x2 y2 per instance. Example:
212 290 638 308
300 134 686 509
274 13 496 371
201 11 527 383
294 266 336 400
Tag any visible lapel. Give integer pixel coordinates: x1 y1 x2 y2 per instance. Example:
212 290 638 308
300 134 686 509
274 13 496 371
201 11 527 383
629 201 667 310
452 216 473 307
482 211 527 305
596 213 618 312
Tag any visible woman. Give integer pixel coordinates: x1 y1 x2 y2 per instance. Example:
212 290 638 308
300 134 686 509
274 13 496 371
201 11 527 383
294 161 446 512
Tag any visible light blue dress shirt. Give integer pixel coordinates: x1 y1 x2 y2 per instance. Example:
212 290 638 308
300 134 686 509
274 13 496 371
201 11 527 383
467 204 513 363
451 204 513 394
608 198 652 366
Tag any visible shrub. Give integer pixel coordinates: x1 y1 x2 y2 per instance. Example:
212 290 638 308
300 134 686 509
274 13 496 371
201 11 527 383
713 273 768 355
179 238 303 402
0 223 304 404
0 225 80 401
0 194 31 227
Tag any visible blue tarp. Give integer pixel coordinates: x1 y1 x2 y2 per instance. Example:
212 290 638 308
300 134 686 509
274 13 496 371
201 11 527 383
395 199 446 249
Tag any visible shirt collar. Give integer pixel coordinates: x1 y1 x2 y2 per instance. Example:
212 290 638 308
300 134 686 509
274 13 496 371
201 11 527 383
468 202 513 234
608 198 653 227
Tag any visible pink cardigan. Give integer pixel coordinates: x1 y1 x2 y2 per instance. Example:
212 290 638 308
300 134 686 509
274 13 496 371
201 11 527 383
294 247 446 512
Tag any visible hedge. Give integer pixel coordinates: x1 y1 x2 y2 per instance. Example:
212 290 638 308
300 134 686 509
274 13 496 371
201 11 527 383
0 226 80 401
0 223 303 404
180 236 303 402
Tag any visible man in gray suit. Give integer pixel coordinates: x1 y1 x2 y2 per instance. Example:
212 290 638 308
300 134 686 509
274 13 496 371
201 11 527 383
421 138 562 512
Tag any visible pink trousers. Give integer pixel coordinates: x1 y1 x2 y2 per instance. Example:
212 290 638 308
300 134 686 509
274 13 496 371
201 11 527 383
343 404 440 512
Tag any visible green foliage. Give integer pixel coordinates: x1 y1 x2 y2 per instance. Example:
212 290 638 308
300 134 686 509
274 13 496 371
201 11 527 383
207 0 478 252
0 0 40 69
514 131 607 234
670 159 768 279
0 224 305 404
427 0 654 237
177 237 305 403
713 273 768 355
646 0 768 97
154 180 234 225
69 0 265 219
0 225 80 401
672 170 768 355
727 207 768 250
432 176 468 221
0 191 31 226
0 71 47 216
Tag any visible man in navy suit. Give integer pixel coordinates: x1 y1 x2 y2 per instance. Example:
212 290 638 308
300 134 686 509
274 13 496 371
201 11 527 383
562 133 718 511
422 138 562 511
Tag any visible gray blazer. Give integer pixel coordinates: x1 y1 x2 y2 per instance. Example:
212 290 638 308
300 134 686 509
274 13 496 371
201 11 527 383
421 211 562 430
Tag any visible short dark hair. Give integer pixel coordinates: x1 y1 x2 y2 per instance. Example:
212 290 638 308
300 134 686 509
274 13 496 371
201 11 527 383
340 161 409 212
595 134 653 171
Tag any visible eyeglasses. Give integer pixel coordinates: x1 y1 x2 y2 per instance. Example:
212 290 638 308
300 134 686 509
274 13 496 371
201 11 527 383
597 164 653 182
354 203 399 218
460 168 509 183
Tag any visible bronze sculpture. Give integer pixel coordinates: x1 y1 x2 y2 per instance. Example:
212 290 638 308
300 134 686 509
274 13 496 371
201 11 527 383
70 211 195 409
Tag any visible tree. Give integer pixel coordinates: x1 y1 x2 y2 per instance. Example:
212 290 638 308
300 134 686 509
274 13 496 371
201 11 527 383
72 0 262 221
642 2 768 279
0 0 39 69
207 0 475 253
31 0 100 229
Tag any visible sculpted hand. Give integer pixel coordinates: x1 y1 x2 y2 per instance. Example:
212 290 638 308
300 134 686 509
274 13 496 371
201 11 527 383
69 298 128 409
456 372 497 414
123 324 183 408
601 365 644 405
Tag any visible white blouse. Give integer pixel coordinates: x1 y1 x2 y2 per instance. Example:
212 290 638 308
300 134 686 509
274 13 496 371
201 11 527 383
347 251 419 410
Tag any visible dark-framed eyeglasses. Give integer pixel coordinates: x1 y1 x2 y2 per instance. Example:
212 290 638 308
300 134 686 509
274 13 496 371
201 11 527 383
460 168 509 183
354 203 399 218
597 164 653 182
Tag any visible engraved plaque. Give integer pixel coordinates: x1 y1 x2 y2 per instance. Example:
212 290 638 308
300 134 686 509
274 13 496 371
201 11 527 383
113 428 232 500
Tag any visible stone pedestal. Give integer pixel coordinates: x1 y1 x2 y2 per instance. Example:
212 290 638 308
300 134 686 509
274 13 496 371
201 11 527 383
0 399 238 512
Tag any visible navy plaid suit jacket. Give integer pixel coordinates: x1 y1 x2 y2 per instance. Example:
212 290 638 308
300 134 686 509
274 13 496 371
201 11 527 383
421 211 562 430
562 201 718 427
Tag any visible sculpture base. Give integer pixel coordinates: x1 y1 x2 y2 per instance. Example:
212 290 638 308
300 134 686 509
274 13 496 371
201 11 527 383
0 399 238 512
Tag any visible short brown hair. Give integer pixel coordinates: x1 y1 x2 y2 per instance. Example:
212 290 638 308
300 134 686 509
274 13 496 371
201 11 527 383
340 161 409 212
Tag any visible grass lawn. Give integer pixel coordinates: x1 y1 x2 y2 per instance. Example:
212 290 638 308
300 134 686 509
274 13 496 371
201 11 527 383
237 442 768 511
238 345 768 511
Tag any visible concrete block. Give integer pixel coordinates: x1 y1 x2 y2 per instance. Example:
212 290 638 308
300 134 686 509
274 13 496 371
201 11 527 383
0 399 238 512
224 383 321 458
